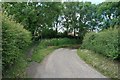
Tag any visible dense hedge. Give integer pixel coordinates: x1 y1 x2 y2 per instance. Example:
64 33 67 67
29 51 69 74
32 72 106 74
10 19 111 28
82 28 119 59
2 15 32 71
39 38 79 48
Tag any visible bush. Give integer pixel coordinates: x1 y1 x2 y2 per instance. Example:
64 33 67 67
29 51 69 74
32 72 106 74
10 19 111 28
2 14 32 72
39 38 79 48
82 28 119 59
42 28 57 39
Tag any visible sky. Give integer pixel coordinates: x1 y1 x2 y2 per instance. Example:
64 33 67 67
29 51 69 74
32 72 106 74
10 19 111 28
83 0 105 4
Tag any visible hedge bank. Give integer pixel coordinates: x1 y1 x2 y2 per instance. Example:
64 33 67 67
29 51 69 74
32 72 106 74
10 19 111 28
82 28 119 59
2 14 32 74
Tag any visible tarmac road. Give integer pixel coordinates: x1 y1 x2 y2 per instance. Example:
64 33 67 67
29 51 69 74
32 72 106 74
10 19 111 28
27 48 107 78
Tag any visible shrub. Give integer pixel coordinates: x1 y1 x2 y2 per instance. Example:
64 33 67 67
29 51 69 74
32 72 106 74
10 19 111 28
2 14 32 72
39 38 79 48
42 28 57 39
82 28 119 59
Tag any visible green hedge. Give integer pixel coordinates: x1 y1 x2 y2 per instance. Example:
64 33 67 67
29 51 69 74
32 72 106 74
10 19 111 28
2 14 32 72
39 38 79 48
82 28 119 59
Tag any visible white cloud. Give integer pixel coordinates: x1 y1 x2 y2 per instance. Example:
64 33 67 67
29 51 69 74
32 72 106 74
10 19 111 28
83 0 105 4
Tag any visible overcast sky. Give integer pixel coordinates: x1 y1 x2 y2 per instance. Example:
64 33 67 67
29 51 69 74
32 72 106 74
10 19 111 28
83 0 105 4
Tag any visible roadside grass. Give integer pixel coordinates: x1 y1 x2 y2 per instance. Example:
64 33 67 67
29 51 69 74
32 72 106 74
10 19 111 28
31 44 80 63
77 49 119 79
32 46 58 63
31 38 80 63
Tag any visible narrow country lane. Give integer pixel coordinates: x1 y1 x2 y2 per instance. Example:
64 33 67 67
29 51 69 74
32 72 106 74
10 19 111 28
27 48 107 78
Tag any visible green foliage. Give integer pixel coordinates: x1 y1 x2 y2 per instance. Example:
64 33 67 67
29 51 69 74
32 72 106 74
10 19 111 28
97 2 120 29
2 2 63 40
2 14 32 74
82 28 119 59
3 2 120 40
40 38 79 48
32 46 57 63
3 54 28 78
42 29 57 39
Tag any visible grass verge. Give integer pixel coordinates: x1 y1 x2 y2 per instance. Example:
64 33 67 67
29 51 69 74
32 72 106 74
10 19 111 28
32 46 58 63
31 44 80 63
77 49 119 79
31 38 80 63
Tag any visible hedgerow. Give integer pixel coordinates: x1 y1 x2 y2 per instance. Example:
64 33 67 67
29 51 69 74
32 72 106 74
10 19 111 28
2 14 32 73
39 38 79 48
82 28 119 59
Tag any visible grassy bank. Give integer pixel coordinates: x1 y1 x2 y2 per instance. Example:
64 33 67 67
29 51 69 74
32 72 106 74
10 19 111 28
32 45 80 63
32 46 58 63
77 49 119 79
31 38 80 63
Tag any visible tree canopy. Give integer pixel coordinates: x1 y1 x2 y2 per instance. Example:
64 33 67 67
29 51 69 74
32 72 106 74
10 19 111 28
2 1 120 40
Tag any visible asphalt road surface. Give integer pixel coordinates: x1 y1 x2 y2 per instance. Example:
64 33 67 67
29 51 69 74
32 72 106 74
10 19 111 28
27 48 107 78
